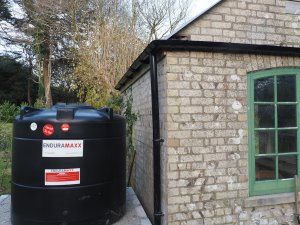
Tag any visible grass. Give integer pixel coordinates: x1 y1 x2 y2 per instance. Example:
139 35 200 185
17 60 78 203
0 122 12 194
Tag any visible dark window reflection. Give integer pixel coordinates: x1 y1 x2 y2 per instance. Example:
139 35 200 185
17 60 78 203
256 157 275 181
254 77 274 102
277 75 296 102
255 105 274 128
278 155 297 179
278 130 297 153
278 105 296 127
255 131 275 154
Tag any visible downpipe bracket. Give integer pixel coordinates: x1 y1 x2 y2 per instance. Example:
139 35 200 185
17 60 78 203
154 139 164 143
155 211 165 217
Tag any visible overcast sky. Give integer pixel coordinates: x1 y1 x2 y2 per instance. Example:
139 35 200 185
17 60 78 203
190 0 220 18
162 0 219 38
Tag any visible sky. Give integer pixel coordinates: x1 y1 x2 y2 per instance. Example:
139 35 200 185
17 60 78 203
162 0 219 39
0 1 26 56
190 0 220 18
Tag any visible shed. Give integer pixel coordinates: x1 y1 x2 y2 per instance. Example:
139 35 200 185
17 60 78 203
116 0 300 224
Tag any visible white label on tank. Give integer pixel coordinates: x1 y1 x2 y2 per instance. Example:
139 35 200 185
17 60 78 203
42 140 83 157
30 122 37 131
45 168 80 185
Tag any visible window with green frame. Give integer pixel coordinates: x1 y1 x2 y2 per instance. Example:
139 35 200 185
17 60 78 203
248 67 300 196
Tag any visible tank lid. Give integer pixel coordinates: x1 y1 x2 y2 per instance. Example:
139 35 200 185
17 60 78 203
14 104 125 139
18 103 117 121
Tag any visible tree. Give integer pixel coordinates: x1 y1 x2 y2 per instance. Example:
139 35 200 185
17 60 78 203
0 1 36 104
21 0 105 107
0 0 11 20
72 0 191 106
1 0 191 107
0 0 19 57
135 0 192 41
0 55 37 104
73 0 146 106
22 0 56 107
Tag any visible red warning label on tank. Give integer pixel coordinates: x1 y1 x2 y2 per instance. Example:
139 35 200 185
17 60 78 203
45 168 80 186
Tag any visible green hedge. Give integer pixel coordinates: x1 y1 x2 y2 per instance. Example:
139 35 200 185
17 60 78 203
0 122 12 194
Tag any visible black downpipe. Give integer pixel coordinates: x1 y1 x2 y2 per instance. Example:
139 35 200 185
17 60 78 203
150 52 164 225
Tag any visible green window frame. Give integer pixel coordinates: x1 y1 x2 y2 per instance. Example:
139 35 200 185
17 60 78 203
248 67 300 196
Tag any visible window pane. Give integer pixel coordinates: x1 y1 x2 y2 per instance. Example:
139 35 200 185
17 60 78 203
278 105 296 127
277 75 296 102
254 105 274 128
278 155 297 179
278 130 297 153
254 77 274 102
255 131 275 154
255 157 275 181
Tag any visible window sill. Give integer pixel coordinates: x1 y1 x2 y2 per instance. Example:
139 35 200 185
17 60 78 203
245 192 298 208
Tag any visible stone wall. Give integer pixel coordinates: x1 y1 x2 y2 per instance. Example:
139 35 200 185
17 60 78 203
164 50 300 225
179 0 300 47
126 71 153 220
122 1 300 224
126 57 168 223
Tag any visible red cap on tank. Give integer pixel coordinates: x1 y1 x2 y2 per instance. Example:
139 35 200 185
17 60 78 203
43 124 54 136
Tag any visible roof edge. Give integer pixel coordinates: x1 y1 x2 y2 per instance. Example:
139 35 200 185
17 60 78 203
115 40 300 91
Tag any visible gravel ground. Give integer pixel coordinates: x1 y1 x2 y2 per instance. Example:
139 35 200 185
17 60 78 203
0 187 151 225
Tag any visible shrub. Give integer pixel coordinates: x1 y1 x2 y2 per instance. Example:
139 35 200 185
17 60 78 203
0 122 12 194
0 101 20 122
105 94 124 114
33 98 46 109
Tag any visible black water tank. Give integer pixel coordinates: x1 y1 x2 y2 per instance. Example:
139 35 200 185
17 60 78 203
11 104 126 225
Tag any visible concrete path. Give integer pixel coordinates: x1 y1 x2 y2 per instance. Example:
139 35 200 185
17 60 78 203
0 194 10 225
0 187 151 225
